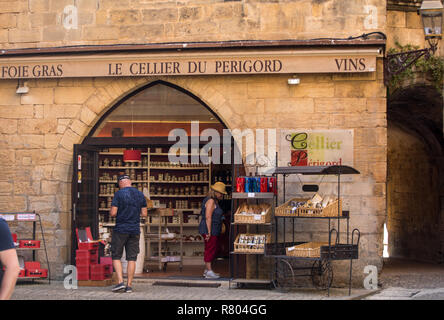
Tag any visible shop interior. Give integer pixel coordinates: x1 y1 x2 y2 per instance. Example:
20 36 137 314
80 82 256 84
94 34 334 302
74 82 239 280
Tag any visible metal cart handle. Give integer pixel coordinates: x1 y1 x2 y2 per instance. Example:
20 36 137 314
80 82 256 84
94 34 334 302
329 228 339 246
352 228 361 246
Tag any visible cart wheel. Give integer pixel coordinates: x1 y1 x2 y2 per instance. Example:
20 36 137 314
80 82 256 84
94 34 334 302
311 260 333 290
272 259 295 293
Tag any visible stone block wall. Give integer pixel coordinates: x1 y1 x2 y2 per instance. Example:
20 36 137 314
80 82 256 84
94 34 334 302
0 0 386 49
387 124 442 263
0 66 386 282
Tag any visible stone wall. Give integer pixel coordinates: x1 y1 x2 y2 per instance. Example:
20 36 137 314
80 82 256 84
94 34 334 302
387 124 441 262
0 65 386 281
0 0 388 284
0 0 386 49
387 8 444 56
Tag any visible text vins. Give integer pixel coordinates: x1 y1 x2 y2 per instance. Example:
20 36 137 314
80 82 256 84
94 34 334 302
335 58 366 71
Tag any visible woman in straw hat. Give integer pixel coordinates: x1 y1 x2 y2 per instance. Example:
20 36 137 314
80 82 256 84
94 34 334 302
198 182 227 279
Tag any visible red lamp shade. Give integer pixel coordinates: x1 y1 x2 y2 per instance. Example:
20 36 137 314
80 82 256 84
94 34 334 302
123 150 141 162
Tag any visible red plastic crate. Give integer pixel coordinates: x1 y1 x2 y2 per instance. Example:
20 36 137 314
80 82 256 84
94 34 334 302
24 261 41 270
76 249 98 261
90 264 111 281
100 257 113 274
76 256 98 267
18 269 25 277
26 268 48 278
77 271 90 281
90 264 106 273
103 264 112 275
76 265 90 275
19 240 41 249
78 242 99 250
90 271 111 281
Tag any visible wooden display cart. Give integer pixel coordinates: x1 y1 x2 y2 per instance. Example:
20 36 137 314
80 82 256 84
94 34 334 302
266 165 361 296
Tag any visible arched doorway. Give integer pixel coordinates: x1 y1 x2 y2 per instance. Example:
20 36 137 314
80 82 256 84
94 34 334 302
72 81 237 278
386 84 444 266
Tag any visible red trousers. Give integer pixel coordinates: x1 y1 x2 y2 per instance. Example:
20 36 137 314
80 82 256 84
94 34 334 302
202 235 219 263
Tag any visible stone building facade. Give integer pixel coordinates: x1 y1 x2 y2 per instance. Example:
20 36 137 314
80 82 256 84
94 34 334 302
0 0 400 286
386 1 444 264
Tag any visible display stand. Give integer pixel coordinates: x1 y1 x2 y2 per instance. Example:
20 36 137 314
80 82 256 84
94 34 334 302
267 165 361 296
229 186 275 289
0 211 50 284
145 208 183 272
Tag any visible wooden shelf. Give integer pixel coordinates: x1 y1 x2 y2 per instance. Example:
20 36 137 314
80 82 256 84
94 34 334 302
16 247 45 251
150 194 206 198
99 166 148 169
150 180 209 184
150 166 209 170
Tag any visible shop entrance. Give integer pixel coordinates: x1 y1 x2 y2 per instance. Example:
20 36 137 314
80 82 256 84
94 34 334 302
387 84 444 264
72 80 241 279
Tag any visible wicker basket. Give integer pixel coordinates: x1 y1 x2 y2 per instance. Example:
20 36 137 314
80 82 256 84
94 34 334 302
275 198 342 218
298 199 342 217
286 242 329 258
275 198 310 216
234 204 272 224
234 233 271 253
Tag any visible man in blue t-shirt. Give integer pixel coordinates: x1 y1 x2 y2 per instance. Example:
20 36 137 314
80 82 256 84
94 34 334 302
0 217 20 300
110 174 147 293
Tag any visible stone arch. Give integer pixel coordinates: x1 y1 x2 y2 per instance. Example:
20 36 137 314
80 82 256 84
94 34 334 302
54 76 238 182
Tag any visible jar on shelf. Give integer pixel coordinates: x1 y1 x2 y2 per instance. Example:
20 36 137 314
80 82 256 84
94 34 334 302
137 174 141 181
174 187 179 195
117 159 122 167
103 158 109 167
143 158 148 167
111 159 116 167
100 201 106 209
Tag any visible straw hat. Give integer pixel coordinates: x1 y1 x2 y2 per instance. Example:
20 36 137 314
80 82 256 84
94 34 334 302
210 182 227 195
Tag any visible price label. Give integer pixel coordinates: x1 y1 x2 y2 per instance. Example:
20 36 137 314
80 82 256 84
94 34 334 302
287 247 295 251
0 214 15 221
248 193 255 198
17 214 36 221
254 214 261 221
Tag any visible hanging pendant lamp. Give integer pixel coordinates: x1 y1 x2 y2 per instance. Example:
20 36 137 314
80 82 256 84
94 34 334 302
123 101 141 163
123 149 141 162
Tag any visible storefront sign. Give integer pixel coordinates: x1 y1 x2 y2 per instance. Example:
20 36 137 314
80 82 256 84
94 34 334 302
0 48 380 79
280 130 354 167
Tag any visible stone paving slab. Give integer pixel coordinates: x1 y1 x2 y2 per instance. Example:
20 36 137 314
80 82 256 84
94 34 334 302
11 280 372 300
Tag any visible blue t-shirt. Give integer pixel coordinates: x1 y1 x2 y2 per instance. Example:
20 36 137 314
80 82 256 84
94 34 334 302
0 218 15 284
111 187 147 235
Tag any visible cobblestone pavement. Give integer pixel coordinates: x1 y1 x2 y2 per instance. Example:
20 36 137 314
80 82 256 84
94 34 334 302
11 279 369 300
364 258 444 300
11 258 444 300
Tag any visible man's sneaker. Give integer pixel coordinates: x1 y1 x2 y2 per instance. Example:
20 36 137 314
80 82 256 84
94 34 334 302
205 270 220 279
125 286 133 293
112 282 126 292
